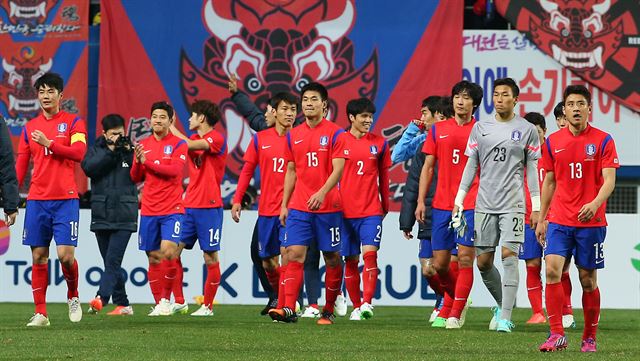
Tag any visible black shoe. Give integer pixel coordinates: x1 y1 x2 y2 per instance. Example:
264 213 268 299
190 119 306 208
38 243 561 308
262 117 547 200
317 311 335 325
261 298 278 316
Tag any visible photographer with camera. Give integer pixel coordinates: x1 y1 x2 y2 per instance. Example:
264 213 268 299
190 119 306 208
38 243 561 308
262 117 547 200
81 114 138 316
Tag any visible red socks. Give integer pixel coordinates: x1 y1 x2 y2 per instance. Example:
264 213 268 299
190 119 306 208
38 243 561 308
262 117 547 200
582 288 600 340
526 265 543 314
204 263 221 309
265 266 281 298
61 259 79 299
439 293 454 319
344 259 362 308
31 263 48 316
362 251 378 304
561 272 573 315
276 264 287 309
450 265 472 319
426 273 444 296
284 261 304 310
160 259 177 301
546 282 565 335
324 264 343 313
148 262 162 304
172 257 185 304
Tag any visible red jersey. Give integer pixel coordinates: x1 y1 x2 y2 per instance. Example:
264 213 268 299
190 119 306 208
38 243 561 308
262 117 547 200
340 132 391 218
422 118 478 210
17 111 87 200
233 127 288 216
184 130 227 208
284 119 349 213
130 133 187 216
541 125 619 227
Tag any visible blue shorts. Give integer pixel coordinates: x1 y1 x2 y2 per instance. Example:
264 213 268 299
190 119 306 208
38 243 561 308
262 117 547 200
341 216 383 257
180 208 223 252
256 215 284 258
283 209 342 252
138 214 182 251
519 224 543 260
544 223 606 269
23 199 80 247
431 208 475 250
419 239 432 259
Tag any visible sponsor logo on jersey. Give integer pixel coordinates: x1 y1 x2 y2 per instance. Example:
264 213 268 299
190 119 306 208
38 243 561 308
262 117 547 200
370 145 378 155
57 123 67 133
511 130 522 142
164 145 173 154
319 135 329 147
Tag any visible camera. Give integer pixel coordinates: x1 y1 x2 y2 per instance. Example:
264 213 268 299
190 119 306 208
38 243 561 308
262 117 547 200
111 135 133 152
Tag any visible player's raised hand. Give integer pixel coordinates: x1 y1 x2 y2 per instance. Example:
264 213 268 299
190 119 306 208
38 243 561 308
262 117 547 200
4 210 17 226
279 206 289 227
535 221 547 247
415 202 426 224
228 73 239 94
31 130 52 147
231 203 242 223
307 191 326 211
402 230 413 240
577 201 598 223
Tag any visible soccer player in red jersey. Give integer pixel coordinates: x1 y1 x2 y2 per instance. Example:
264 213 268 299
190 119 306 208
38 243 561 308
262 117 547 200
340 98 390 321
16 73 87 326
269 82 349 324
130 101 188 316
415 81 482 329
231 92 298 315
165 100 227 316
536 85 619 353
518 112 547 325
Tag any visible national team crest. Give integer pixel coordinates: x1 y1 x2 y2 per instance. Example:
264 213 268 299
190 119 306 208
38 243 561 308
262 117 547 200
319 136 329 147
370 145 378 155
511 130 522 142
164 145 173 154
586 143 597 156
57 123 67 132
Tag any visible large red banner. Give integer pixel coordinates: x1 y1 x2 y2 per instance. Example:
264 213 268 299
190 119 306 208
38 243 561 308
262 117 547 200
0 0 89 193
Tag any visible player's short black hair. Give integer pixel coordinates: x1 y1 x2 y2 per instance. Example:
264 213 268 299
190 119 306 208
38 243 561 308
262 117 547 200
34 72 64 92
524 112 546 131
101 114 125 132
553 101 564 119
451 81 483 109
269 92 299 111
300 82 328 102
493 77 520 97
191 100 222 127
439 96 454 118
346 98 376 118
421 96 441 114
563 85 591 105
150 101 174 119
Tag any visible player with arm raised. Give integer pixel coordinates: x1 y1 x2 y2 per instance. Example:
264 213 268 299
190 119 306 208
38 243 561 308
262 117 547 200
536 85 618 353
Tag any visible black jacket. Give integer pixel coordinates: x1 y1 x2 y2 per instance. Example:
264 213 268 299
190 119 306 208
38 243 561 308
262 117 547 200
0 118 18 214
81 137 138 232
399 150 438 240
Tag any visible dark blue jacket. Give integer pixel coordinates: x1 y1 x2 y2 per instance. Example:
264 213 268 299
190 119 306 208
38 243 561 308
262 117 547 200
0 118 18 214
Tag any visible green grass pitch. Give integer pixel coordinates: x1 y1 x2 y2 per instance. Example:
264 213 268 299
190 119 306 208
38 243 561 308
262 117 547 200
0 303 638 360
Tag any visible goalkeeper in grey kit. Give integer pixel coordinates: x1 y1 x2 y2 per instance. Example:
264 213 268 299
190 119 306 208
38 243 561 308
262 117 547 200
452 78 541 332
